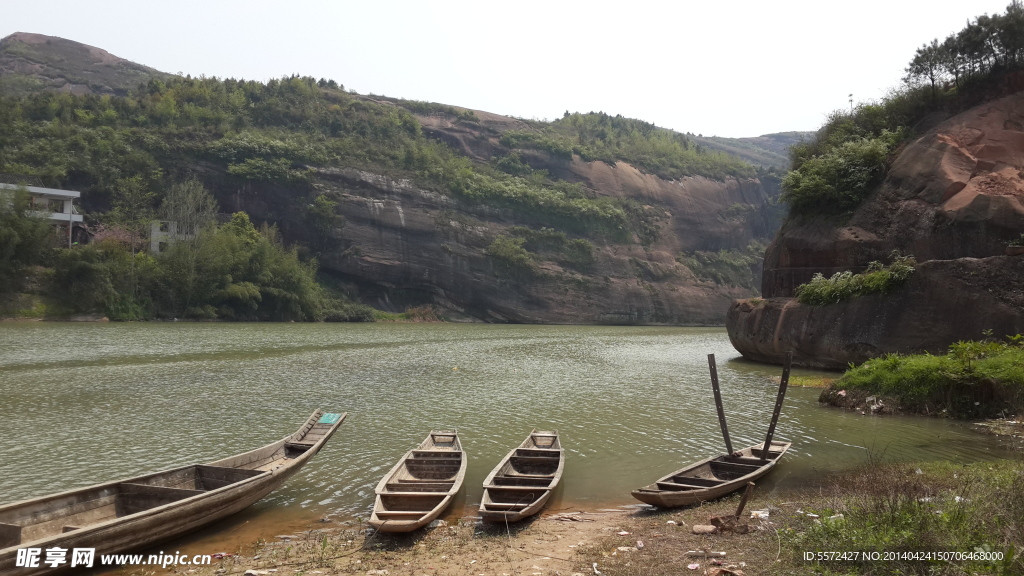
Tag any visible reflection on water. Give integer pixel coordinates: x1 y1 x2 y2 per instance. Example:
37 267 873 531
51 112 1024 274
0 323 1016 526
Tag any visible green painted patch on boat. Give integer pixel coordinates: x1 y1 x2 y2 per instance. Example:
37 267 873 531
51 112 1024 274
318 413 342 424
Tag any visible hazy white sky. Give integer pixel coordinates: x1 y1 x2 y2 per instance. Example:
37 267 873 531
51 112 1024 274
1 0 1011 137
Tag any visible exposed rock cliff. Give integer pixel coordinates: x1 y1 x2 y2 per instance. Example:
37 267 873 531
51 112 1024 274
301 164 768 324
729 93 1024 367
0 32 168 96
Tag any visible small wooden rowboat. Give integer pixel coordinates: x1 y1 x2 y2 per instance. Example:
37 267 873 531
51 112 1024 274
0 410 346 576
632 352 793 508
479 430 563 522
370 430 467 533
630 441 791 507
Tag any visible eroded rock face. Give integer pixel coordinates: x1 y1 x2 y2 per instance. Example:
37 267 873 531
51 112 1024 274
728 257 1024 369
763 93 1024 298
731 93 1024 366
216 106 780 324
306 166 766 323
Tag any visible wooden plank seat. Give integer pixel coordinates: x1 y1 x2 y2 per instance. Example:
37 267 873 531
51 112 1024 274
385 482 454 492
407 458 462 466
378 491 451 497
655 479 729 487
373 511 433 519
481 503 529 511
411 451 461 458
515 449 560 458
709 461 761 474
670 476 725 487
483 484 543 492
491 476 552 486
724 456 771 465
116 483 206 516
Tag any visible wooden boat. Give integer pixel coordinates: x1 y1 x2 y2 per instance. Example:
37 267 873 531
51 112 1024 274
632 352 793 508
479 430 563 523
630 441 791 507
369 430 467 533
0 410 346 576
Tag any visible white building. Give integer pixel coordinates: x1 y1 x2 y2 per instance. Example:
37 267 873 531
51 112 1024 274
0 182 83 247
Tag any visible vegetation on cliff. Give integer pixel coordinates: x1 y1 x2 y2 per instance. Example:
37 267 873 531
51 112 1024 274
502 111 755 181
823 335 1024 418
782 1 1024 216
0 34 777 320
794 253 915 305
679 240 766 292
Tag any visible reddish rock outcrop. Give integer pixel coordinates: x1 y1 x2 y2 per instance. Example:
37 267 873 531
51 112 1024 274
762 93 1024 298
730 93 1024 366
728 256 1024 369
310 166 764 323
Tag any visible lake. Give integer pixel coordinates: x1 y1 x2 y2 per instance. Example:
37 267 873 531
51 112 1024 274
0 322 1016 544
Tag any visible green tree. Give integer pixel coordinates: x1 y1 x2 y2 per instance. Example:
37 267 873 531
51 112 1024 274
906 39 944 99
109 175 155 296
156 178 218 315
0 187 52 293
307 194 344 255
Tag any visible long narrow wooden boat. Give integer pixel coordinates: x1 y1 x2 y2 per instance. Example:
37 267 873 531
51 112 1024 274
630 440 791 507
369 430 467 533
0 410 347 576
479 430 563 523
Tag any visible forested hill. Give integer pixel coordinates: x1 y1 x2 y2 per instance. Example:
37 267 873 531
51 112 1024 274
0 32 789 324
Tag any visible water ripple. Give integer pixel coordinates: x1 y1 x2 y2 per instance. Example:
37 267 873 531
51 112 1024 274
0 323 1017 519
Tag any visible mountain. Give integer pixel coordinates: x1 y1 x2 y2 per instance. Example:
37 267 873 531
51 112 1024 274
0 33 792 324
0 32 169 96
693 131 813 170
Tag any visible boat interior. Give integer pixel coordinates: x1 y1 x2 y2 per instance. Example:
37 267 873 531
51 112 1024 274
375 432 463 521
0 465 265 549
210 415 337 471
655 442 789 492
482 432 561 510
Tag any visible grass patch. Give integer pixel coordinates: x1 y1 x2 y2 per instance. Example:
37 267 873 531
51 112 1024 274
782 459 1024 575
371 305 440 322
826 336 1024 418
575 460 1023 576
795 253 914 305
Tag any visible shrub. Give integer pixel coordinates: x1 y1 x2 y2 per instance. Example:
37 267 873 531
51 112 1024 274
795 253 915 305
782 129 904 215
485 235 534 272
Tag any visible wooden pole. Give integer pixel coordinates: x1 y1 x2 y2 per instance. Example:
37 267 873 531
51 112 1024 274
761 351 792 460
707 353 733 455
734 482 756 518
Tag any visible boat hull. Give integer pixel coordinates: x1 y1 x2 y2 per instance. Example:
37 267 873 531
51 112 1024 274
370 431 467 533
631 441 791 508
0 410 346 576
479 430 563 523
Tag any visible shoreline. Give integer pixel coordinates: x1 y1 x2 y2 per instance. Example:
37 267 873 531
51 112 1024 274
117 458 1024 575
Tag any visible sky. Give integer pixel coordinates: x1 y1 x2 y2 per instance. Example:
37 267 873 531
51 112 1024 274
1 0 1012 138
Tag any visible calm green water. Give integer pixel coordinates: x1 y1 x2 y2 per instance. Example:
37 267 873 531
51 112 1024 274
0 323 1016 523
